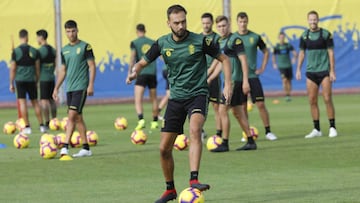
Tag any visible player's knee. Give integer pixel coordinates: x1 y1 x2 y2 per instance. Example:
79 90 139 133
159 145 172 159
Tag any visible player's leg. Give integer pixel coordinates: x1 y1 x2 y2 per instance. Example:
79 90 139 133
210 103 230 152
158 90 169 120
212 102 221 136
134 76 146 129
321 76 337 137
208 77 222 137
304 74 322 138
149 75 159 129
40 81 50 128
49 81 57 119
15 82 31 133
60 92 76 156
28 81 45 133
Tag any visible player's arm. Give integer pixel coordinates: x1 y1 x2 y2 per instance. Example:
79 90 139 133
256 36 269 75
207 61 222 84
296 36 306 80
126 40 160 84
9 62 16 93
272 48 277 69
84 43 96 96
327 33 336 82
207 59 219 76
53 52 66 101
128 42 137 75
35 59 40 83
290 45 297 65
234 37 250 94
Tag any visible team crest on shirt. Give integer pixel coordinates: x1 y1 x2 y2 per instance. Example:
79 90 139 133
249 37 254 44
86 44 92 51
141 44 151 54
76 47 81 54
205 37 212 46
235 38 242 45
188 44 195 54
29 51 33 58
163 48 174 57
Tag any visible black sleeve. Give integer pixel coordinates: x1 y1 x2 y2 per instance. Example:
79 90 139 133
202 36 220 58
233 37 245 55
144 40 161 63
130 41 135 50
61 51 65 65
11 50 16 62
257 36 267 50
326 32 334 48
85 43 95 60
299 36 306 50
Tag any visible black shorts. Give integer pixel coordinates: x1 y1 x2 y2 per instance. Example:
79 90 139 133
66 90 87 114
209 76 221 103
248 78 265 103
161 95 208 134
279 67 293 80
135 74 157 89
162 69 169 90
221 81 247 106
306 71 329 86
15 81 37 100
40 81 55 100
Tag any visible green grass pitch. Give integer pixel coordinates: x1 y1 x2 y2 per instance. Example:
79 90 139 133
0 94 359 203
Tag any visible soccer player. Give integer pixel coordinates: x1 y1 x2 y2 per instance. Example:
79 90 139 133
210 15 256 152
53 20 96 158
9 29 46 134
128 24 159 130
126 5 232 203
296 10 338 138
36 29 57 129
200 12 222 138
272 32 297 102
234 12 278 141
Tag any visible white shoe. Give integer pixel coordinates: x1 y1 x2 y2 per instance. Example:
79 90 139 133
241 137 246 142
305 129 322 138
40 125 48 133
72 149 92 158
60 147 69 156
22 127 32 135
266 132 277 141
329 127 338 138
158 115 164 121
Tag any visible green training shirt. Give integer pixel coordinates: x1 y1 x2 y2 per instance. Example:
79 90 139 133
38 44 56 81
299 28 334 72
201 32 220 68
11 44 39 82
234 30 266 78
273 43 294 69
130 36 156 75
219 34 245 82
143 31 221 100
61 40 95 92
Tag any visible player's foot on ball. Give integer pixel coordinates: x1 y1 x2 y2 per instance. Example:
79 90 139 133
190 180 210 191
135 119 145 130
236 143 257 151
151 121 159 129
60 147 69 156
305 129 322 138
154 189 177 203
210 143 229 152
265 132 277 141
72 149 92 158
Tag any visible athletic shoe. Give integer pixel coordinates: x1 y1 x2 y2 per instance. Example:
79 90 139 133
236 143 257 151
190 180 210 191
285 96 292 102
328 127 338 138
151 121 159 129
240 137 246 142
72 149 92 158
266 132 277 141
158 115 164 121
305 129 322 139
60 147 69 156
40 125 48 133
135 119 145 130
201 130 207 143
154 189 177 203
22 127 32 135
210 143 229 152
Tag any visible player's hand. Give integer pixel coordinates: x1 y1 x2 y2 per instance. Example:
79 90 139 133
255 68 265 75
9 84 15 93
273 64 278 70
52 89 58 101
223 82 233 105
296 69 301 80
126 72 137 84
87 85 94 96
242 81 250 95
329 71 336 82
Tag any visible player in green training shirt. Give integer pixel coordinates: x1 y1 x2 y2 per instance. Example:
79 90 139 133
200 12 222 138
235 12 278 141
126 5 233 203
209 15 256 152
53 20 96 158
128 24 159 130
272 32 297 102
296 10 337 138
36 29 57 130
9 29 45 134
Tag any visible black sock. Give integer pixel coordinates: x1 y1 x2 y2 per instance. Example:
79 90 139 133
138 114 144 120
166 181 175 190
247 136 255 144
153 116 158 122
190 171 198 181
265 126 271 134
64 143 69 149
45 121 50 127
329 119 335 128
83 143 90 150
313 120 320 131
216 129 222 137
25 125 30 128
222 139 228 146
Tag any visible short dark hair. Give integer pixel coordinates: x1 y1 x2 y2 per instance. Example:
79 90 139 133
36 29 48 40
307 10 319 18
19 29 28 38
136 24 146 32
237 12 248 20
64 20 77 29
279 31 285 36
167 4 187 19
201 12 213 22
215 15 229 24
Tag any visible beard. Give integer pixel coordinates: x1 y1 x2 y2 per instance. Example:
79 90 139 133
171 27 187 39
